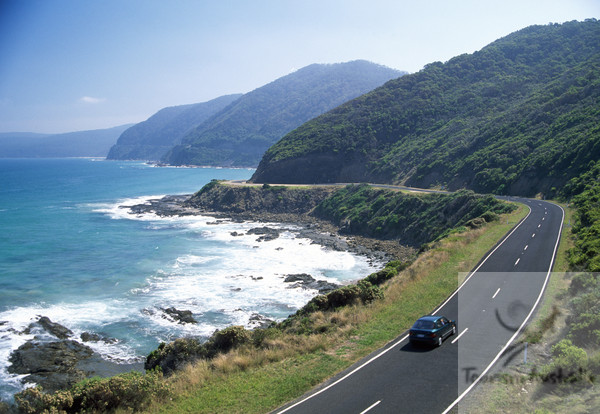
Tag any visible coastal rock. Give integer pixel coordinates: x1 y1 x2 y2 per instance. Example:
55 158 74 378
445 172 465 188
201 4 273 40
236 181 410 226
80 332 117 344
161 307 197 324
247 226 281 242
8 339 93 392
248 313 274 329
23 316 73 340
284 273 340 294
127 195 196 217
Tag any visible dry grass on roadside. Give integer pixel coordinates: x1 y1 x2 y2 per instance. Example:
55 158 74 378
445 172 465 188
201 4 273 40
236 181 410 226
140 205 527 414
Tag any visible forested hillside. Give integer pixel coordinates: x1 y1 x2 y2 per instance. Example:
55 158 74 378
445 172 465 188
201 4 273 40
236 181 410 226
162 60 403 167
251 20 600 198
106 94 241 161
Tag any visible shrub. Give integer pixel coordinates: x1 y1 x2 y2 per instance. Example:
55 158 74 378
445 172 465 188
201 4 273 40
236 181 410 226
327 285 362 308
568 272 599 295
145 326 252 375
568 313 600 346
211 326 251 352
365 260 410 286
357 280 384 303
536 339 590 386
145 337 206 374
14 371 171 414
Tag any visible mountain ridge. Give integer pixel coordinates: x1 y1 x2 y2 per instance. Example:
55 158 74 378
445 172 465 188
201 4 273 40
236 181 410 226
162 60 404 167
251 20 600 198
106 94 242 161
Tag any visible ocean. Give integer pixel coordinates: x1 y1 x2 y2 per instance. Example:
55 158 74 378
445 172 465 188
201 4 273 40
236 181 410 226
0 158 378 400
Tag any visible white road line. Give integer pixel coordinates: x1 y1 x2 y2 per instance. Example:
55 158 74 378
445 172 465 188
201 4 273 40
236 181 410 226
432 206 532 315
451 328 469 344
276 201 535 414
492 288 501 298
524 245 528 250
514 258 520 266
538 224 541 228
360 400 381 414
542 217 545 221
532 233 536 238
442 202 565 414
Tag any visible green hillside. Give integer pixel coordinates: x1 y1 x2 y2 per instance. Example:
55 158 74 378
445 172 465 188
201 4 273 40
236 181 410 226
251 20 600 198
162 60 403 167
106 94 241 161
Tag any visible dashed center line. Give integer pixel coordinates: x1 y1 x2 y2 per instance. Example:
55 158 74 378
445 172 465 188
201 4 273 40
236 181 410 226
360 400 381 414
492 288 501 299
538 224 541 228
452 328 469 344
532 233 536 238
524 245 528 251
515 258 520 266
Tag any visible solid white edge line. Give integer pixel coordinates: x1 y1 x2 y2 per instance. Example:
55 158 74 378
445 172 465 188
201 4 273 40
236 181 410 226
432 204 532 315
276 201 534 414
451 327 469 344
276 333 408 413
441 202 565 414
360 400 382 414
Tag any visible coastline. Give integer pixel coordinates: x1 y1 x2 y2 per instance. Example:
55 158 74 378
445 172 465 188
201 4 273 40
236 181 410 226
128 194 416 265
7 194 414 397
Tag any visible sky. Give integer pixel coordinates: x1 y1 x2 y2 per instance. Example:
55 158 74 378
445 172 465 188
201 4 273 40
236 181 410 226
0 0 598 134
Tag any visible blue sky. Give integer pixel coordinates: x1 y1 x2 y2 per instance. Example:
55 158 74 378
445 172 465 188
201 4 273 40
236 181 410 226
0 0 598 133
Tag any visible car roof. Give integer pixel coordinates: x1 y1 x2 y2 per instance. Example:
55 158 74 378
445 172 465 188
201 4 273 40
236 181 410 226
418 315 442 322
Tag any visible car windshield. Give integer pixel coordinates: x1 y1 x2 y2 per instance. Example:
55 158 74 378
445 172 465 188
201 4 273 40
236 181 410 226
413 320 435 329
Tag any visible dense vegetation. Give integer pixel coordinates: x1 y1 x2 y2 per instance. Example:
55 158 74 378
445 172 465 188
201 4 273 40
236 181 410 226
162 61 403 167
313 184 515 246
252 20 600 198
106 94 241 161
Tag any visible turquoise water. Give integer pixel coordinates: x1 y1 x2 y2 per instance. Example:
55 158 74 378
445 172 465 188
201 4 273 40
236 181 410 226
0 158 378 399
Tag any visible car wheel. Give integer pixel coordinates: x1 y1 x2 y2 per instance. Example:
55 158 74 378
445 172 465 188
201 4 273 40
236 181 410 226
437 336 443 347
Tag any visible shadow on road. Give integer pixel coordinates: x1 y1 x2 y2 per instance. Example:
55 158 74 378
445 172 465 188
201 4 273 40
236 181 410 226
400 342 436 353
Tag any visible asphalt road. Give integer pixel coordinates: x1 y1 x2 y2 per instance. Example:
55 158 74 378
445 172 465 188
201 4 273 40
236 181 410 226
272 197 564 414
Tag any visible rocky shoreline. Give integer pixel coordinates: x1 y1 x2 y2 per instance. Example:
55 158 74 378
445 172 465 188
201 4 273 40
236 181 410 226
7 316 143 393
7 192 414 395
127 193 415 264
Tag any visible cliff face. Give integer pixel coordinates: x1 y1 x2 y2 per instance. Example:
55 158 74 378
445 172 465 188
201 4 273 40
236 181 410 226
184 182 337 215
185 182 515 248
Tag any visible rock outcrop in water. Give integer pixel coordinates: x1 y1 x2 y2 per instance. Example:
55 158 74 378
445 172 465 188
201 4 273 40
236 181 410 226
8 316 141 393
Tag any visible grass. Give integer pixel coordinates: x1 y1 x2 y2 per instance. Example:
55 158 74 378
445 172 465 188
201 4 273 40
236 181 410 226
136 203 528 414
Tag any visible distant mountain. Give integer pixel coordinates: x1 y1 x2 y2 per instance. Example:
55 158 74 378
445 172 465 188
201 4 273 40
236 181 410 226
163 60 404 167
251 20 600 198
106 94 242 161
0 125 132 158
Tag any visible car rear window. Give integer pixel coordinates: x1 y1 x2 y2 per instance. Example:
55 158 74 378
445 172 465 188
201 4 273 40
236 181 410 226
413 320 434 329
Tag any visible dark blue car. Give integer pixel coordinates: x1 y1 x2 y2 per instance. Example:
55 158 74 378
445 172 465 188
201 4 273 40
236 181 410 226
409 315 456 347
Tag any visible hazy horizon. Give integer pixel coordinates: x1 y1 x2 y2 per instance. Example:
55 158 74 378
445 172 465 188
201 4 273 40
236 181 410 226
0 0 598 134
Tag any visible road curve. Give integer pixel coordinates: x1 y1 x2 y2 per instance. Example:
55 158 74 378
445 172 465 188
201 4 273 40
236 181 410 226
272 196 564 414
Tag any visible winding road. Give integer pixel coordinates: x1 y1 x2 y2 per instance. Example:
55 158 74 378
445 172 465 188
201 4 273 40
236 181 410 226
272 195 564 414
